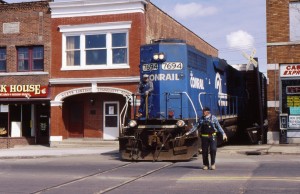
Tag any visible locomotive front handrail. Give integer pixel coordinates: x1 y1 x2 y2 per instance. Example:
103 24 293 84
138 125 177 129
175 91 198 122
119 95 131 134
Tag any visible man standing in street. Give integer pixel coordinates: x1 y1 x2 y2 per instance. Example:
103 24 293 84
136 74 154 118
186 107 227 170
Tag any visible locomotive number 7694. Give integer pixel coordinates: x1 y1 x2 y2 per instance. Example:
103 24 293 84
162 62 183 70
142 63 158 71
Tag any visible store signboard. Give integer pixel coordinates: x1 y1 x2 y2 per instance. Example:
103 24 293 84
280 64 300 77
0 85 48 98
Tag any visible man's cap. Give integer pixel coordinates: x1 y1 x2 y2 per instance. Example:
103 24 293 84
203 107 210 112
143 74 149 78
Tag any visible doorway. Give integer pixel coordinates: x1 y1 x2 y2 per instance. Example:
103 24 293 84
103 101 119 140
68 101 84 137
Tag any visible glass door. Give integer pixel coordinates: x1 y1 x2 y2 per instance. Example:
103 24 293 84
103 101 119 140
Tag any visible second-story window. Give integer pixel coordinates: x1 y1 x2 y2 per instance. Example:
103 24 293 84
64 32 127 69
290 2 300 41
0 48 6 72
17 46 44 71
85 34 107 65
60 22 131 70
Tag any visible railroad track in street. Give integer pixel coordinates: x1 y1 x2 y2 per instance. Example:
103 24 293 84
31 161 174 194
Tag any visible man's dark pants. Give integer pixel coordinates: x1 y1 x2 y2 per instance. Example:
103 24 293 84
201 135 217 166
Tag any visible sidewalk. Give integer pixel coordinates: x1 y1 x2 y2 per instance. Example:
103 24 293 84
0 145 119 159
0 143 299 159
219 144 300 155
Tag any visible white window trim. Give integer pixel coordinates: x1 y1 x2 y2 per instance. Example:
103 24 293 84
59 22 131 71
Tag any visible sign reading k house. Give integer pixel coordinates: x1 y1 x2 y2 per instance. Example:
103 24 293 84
0 85 48 98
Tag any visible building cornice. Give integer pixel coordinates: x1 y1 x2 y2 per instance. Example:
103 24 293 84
50 0 148 18
49 76 140 85
267 41 300 46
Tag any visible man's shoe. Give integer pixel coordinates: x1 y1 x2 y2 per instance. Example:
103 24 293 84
202 165 208 170
210 164 216 170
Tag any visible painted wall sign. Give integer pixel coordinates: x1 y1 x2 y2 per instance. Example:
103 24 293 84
3 22 20 34
280 64 300 77
0 85 48 98
54 87 132 102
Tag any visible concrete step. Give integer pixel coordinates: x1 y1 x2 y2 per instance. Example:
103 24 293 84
52 138 119 148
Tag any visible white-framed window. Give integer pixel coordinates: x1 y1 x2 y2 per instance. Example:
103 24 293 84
290 2 300 41
59 22 131 70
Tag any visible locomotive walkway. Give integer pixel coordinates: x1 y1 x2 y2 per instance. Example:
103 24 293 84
0 141 299 159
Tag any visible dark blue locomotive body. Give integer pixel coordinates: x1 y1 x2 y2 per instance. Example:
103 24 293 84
140 39 236 120
119 39 264 161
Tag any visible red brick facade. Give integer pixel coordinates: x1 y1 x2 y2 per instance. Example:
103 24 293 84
0 2 51 84
267 0 300 143
48 1 218 145
145 3 218 57
0 1 51 148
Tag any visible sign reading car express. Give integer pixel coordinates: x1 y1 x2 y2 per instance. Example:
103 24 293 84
0 85 48 98
280 64 300 77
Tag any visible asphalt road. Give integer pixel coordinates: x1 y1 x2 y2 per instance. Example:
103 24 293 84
0 151 300 194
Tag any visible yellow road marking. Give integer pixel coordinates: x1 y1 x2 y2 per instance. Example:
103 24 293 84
178 176 300 182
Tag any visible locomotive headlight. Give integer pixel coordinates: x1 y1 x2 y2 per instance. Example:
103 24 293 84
176 120 185 128
153 53 165 61
158 53 165 60
153 53 159 60
128 120 137 128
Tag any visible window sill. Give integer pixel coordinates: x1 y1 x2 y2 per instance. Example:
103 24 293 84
0 72 48 76
61 65 130 71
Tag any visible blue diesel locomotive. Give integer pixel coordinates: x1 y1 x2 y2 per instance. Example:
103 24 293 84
119 39 265 161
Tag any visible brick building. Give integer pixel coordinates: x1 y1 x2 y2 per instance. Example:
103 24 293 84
0 1 51 148
48 0 218 146
267 0 300 143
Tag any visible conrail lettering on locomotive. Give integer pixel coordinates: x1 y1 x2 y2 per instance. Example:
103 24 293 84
190 76 204 90
149 73 180 81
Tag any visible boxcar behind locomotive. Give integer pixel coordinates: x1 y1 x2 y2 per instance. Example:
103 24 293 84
119 39 247 161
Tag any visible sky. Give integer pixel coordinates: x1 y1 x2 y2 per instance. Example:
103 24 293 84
5 0 267 73
150 0 267 73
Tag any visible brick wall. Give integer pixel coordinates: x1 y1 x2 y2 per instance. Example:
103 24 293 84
266 0 289 45
0 1 51 84
145 2 218 57
0 137 35 149
267 70 279 102
51 13 145 79
266 0 300 132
